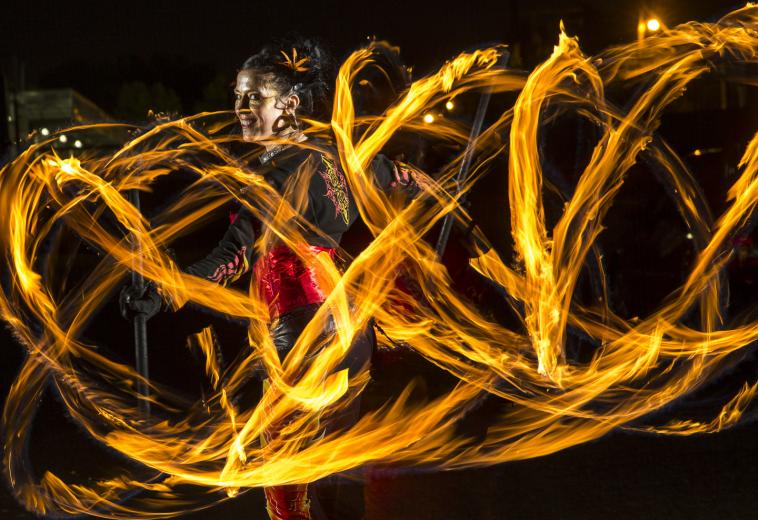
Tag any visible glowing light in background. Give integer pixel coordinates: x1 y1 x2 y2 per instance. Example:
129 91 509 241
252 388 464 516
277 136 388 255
647 18 661 32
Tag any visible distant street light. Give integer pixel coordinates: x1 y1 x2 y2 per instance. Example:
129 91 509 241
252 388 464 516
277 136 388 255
638 14 664 42
40 128 50 136
59 134 68 143
74 140 83 149
445 100 454 111
423 113 435 124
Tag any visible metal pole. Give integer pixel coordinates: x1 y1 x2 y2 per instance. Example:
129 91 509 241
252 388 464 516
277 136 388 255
434 50 509 259
128 189 150 417
433 89 493 259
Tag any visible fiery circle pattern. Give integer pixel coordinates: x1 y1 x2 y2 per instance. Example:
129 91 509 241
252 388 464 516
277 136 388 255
1 7 756 517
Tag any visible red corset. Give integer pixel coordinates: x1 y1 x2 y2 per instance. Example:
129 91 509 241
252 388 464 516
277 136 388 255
254 244 336 320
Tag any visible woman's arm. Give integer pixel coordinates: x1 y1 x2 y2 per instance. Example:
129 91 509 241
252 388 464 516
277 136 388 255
186 206 256 286
371 154 431 197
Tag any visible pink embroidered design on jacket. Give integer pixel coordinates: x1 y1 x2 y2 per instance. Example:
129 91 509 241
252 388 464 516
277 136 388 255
207 246 248 285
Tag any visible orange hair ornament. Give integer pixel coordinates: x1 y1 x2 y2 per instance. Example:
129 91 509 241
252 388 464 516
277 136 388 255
278 48 310 73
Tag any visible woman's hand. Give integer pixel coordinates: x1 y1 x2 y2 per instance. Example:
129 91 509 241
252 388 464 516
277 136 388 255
119 282 164 320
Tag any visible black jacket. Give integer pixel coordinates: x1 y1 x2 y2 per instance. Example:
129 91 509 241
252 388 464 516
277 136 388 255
186 144 407 286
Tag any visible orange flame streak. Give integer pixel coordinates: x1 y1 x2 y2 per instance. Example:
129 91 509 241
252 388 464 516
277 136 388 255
632 381 758 436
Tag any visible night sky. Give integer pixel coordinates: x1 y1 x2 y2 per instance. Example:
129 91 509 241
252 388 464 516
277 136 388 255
2 0 739 115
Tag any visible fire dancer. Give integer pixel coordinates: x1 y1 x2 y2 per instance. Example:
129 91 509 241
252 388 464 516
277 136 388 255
120 36 424 520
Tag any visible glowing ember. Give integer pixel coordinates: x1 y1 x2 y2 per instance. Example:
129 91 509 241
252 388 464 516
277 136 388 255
0 6 756 517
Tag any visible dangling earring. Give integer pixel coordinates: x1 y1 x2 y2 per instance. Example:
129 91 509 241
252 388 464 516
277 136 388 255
289 110 301 131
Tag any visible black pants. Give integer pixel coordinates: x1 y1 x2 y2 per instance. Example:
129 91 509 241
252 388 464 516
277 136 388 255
267 304 374 520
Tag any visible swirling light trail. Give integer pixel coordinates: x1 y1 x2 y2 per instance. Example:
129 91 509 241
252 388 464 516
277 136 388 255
0 6 756 517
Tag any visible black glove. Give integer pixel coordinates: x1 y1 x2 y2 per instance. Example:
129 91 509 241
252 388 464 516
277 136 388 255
119 281 163 321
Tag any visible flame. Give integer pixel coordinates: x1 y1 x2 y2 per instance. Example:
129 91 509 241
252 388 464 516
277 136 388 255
0 6 757 517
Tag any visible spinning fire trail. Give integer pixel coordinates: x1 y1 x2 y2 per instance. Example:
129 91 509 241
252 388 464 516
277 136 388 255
1 6 756 518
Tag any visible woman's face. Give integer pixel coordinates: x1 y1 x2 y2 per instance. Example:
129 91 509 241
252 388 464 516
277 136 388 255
234 69 298 145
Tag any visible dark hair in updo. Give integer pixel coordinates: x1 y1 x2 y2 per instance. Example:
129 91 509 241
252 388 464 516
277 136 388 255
241 36 334 119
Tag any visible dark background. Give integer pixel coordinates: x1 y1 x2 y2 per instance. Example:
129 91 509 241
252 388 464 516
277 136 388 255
0 0 744 119
2 1 757 519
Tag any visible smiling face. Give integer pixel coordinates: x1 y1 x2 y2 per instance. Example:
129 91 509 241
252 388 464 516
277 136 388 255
234 69 299 147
